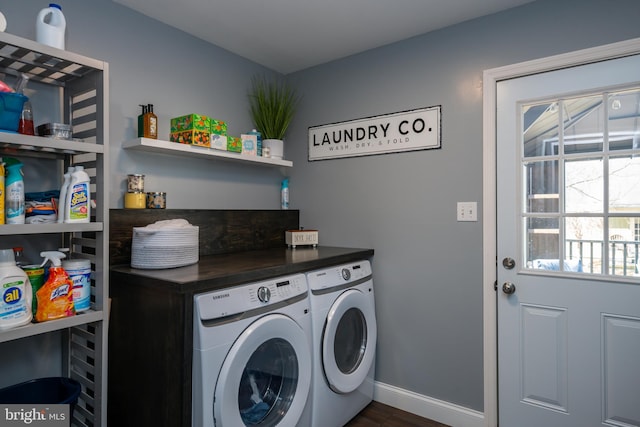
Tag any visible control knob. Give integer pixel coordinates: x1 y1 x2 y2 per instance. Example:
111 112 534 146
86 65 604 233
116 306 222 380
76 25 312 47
257 286 271 303
341 268 351 281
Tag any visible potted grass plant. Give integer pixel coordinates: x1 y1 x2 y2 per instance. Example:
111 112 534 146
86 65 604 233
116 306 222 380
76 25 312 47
248 75 300 159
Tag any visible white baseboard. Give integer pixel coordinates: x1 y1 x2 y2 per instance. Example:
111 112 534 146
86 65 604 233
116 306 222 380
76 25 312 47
373 381 485 427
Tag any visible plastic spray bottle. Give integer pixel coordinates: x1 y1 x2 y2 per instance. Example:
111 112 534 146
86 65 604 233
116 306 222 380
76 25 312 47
57 166 74 223
64 165 90 223
35 251 74 322
281 178 289 210
0 248 32 330
5 158 25 224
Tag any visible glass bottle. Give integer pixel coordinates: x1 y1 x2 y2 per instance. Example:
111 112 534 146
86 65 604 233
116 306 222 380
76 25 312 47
18 101 35 136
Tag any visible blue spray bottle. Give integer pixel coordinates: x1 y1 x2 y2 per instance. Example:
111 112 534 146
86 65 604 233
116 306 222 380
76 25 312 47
281 178 289 210
4 158 25 224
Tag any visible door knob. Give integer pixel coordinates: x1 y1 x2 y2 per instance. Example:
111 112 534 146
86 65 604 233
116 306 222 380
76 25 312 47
502 257 515 269
502 282 516 295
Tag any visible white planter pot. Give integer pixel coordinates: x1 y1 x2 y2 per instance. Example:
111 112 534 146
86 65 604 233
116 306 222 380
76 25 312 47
263 139 284 160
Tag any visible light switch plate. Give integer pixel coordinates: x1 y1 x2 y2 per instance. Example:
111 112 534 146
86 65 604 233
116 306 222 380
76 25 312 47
457 202 477 222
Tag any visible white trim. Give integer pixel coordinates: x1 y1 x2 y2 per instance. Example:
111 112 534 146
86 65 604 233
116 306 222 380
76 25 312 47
374 381 484 427
482 37 640 427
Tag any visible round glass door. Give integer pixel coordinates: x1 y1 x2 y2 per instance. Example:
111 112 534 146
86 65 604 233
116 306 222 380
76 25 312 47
334 308 366 374
214 314 311 427
238 338 298 425
322 287 377 394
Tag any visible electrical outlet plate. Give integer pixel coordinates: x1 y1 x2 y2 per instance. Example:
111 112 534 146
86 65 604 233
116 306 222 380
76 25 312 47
457 202 477 222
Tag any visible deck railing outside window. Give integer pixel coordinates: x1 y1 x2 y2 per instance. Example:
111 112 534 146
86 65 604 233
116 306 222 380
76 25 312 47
566 239 640 276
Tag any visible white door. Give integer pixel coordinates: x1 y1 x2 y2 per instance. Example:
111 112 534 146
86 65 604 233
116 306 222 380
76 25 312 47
497 54 640 426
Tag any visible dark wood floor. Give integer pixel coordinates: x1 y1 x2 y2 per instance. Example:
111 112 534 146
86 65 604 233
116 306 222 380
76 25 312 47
344 401 451 427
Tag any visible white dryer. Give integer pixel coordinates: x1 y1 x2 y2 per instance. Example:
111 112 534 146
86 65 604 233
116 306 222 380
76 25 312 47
306 260 377 427
192 273 312 427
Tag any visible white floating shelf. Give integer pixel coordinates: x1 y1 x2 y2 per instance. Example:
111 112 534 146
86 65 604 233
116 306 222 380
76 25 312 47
123 138 293 168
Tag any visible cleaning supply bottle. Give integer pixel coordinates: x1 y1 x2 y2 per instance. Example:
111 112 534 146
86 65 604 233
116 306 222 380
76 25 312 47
5 158 25 224
57 166 74 223
0 248 32 330
281 178 289 210
62 258 91 313
36 3 66 50
137 104 158 139
12 247 31 268
64 165 90 223
35 251 74 322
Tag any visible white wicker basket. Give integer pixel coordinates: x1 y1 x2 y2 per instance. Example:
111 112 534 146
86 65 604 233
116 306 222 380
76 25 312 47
131 219 199 269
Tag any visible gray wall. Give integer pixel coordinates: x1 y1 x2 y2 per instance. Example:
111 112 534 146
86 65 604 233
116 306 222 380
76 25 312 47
1 0 284 209
2 0 640 414
285 0 640 411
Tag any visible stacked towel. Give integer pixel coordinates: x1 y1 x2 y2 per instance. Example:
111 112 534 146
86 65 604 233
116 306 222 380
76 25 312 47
25 190 59 224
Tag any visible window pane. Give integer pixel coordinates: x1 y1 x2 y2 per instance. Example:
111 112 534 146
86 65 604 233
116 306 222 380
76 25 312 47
565 157 603 213
609 217 640 277
608 89 640 151
526 217 559 267
523 102 560 158
525 160 559 213
566 217 604 274
609 155 640 214
563 95 604 154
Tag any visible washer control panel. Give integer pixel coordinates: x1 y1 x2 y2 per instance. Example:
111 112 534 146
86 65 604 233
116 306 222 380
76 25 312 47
307 260 372 291
195 273 308 320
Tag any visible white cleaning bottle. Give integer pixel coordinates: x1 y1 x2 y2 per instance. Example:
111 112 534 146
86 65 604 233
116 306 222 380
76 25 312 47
57 166 74 223
36 3 66 50
64 165 90 223
0 248 32 330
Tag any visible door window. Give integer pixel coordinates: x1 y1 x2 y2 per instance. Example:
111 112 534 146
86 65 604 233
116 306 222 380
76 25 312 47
238 338 299 426
522 88 640 277
334 307 367 374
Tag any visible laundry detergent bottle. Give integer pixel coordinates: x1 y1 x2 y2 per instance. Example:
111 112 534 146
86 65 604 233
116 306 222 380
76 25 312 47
0 248 32 330
35 251 75 322
64 165 90 223
57 166 74 223
36 3 66 50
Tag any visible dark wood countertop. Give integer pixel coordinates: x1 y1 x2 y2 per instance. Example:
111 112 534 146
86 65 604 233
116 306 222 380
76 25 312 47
110 246 374 294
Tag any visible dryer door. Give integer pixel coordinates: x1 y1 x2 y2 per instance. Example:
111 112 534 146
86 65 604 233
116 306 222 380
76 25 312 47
322 285 377 394
214 313 311 427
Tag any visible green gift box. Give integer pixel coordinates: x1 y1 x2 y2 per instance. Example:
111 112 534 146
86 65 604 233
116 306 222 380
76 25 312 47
227 136 242 152
210 118 227 136
170 114 210 133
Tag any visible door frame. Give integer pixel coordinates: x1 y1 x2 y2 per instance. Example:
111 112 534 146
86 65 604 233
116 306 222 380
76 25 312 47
481 37 640 427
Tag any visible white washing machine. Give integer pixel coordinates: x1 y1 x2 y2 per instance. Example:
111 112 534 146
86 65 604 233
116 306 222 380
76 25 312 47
306 260 377 427
192 273 312 427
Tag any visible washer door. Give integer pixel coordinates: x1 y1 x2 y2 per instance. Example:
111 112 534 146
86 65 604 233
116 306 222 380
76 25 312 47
322 286 377 394
214 313 311 427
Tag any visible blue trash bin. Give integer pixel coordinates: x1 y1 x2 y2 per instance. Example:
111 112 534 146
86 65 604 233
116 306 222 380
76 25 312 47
0 377 81 414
